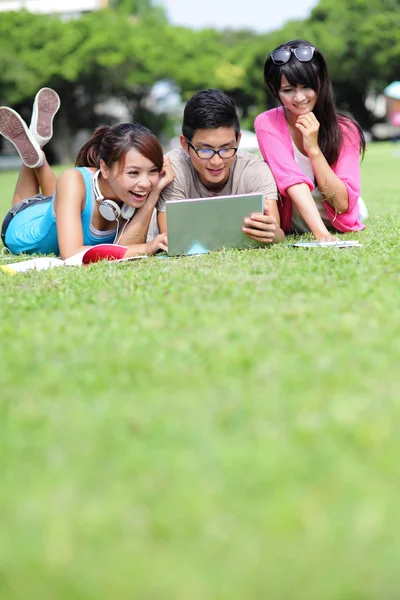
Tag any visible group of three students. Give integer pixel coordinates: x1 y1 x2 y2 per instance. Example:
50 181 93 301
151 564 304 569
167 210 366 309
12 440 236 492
0 39 367 260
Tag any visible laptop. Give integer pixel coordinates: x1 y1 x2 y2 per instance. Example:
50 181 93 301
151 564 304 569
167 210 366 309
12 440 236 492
166 193 264 256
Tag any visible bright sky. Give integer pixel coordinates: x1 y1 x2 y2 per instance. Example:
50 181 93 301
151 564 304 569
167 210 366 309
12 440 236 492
154 0 319 33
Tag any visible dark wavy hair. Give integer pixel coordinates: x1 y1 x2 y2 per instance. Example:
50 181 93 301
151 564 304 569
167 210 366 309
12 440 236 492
75 122 163 171
264 39 365 165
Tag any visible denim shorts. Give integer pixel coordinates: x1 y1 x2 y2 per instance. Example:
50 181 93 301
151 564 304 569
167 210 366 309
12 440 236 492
1 194 51 247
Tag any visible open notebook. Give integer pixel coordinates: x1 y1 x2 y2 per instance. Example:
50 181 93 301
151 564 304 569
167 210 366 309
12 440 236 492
0 244 146 274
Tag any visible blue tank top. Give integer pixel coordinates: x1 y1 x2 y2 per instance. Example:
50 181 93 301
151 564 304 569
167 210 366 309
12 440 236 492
5 167 117 255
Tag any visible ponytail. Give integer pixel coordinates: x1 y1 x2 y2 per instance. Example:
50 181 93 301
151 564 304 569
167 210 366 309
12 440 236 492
75 125 111 167
74 122 163 172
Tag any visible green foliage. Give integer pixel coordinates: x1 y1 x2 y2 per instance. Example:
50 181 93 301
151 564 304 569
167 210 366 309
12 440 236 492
231 0 400 126
0 0 399 141
109 0 160 17
304 0 400 122
0 11 65 103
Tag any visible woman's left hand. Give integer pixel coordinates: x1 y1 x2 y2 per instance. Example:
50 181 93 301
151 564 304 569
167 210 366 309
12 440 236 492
295 112 320 157
154 156 175 194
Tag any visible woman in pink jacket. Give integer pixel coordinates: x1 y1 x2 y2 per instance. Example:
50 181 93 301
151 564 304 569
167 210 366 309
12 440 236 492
255 40 367 241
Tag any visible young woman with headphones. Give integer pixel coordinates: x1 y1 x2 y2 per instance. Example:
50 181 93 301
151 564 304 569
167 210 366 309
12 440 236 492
0 88 173 259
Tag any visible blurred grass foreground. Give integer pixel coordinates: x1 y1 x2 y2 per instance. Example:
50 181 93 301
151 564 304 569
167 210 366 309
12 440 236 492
1 141 400 598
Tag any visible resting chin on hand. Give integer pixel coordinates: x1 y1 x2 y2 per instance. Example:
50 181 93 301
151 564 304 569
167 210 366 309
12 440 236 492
242 199 285 244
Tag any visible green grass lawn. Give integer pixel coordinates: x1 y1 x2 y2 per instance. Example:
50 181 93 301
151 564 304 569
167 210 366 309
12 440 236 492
0 143 399 599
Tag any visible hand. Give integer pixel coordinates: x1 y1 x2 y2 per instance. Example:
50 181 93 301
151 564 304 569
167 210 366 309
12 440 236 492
314 232 340 243
154 156 175 194
295 112 320 157
242 211 277 244
145 233 168 255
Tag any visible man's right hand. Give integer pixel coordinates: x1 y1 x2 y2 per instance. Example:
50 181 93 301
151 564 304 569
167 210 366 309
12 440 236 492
242 212 278 244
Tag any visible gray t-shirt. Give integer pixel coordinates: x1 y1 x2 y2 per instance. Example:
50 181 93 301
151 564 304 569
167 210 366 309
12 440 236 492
160 148 278 204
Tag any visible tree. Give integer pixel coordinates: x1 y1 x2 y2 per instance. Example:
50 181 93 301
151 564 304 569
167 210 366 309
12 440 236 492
305 0 400 126
1 0 399 154
233 0 400 128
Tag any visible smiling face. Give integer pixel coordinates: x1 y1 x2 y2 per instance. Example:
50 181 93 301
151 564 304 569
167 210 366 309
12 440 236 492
181 127 240 193
278 74 318 119
101 149 160 208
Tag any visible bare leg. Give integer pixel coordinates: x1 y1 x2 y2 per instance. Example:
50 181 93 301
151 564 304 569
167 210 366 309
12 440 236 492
34 154 57 196
12 165 40 207
12 153 57 206
1 98 60 208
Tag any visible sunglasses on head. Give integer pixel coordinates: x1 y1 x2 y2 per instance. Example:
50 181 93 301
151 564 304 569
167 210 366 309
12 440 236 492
270 45 316 65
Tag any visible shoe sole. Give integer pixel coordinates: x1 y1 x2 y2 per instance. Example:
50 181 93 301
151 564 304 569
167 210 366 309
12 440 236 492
30 88 60 146
0 107 42 168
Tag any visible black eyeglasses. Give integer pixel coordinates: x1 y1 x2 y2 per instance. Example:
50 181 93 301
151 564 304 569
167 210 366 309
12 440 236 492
270 46 316 65
186 139 238 160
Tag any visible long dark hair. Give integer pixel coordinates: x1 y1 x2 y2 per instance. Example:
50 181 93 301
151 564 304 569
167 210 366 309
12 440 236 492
75 122 163 171
264 40 365 165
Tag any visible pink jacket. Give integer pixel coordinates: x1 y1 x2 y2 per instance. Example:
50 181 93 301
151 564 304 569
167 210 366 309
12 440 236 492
254 107 365 233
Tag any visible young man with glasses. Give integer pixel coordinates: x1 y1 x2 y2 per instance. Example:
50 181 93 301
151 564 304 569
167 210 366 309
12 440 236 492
160 89 284 244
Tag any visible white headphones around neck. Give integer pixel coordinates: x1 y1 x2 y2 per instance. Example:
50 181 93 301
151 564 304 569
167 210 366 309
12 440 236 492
92 169 135 221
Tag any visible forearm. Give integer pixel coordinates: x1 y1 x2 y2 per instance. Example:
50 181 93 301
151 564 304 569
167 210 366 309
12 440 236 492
308 149 349 213
287 183 331 238
60 244 92 260
118 200 156 245
157 211 167 234
264 198 285 243
124 243 152 258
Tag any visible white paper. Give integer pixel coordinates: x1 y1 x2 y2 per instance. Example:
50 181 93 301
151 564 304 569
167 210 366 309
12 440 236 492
285 240 362 248
0 248 146 274
1 257 65 273
64 250 87 266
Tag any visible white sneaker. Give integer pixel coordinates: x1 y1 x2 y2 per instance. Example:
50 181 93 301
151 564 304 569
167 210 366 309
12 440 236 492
29 87 60 147
0 107 43 168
